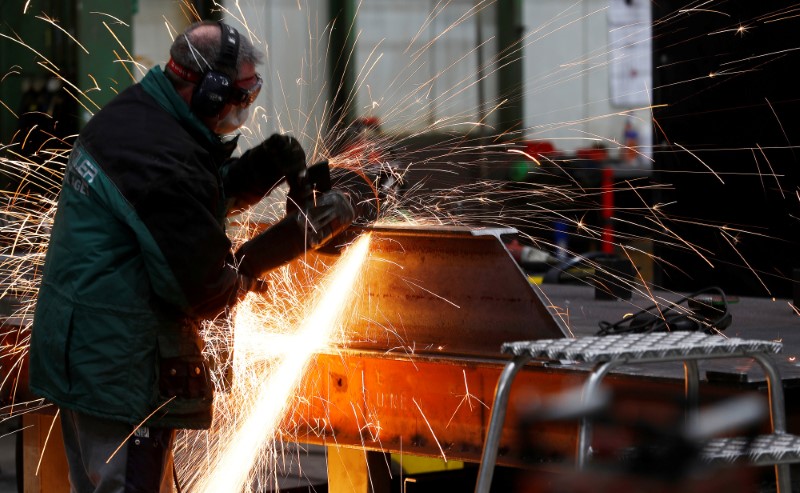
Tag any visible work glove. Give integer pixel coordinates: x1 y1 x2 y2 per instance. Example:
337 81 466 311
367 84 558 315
234 189 356 279
260 133 307 180
302 189 357 249
234 216 307 279
223 133 307 207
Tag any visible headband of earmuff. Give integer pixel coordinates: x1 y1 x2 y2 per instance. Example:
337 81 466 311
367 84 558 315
190 22 240 118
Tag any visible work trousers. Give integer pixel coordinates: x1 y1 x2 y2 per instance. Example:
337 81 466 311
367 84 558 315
59 408 176 493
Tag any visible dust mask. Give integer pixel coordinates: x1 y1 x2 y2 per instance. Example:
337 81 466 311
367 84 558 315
215 105 250 135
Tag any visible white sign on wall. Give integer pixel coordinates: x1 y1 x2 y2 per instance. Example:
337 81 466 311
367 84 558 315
608 0 651 107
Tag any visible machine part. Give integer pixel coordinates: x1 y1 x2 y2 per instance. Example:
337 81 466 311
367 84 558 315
286 161 332 214
234 214 307 278
285 160 398 252
703 433 800 467
329 164 403 224
287 159 400 223
503 333 782 364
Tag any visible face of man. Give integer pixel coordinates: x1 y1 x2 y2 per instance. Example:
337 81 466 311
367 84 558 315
203 61 262 135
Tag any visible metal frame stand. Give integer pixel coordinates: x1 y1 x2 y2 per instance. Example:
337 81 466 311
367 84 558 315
475 333 795 493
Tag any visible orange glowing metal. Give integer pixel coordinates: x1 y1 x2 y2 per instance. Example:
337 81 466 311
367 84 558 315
197 233 371 493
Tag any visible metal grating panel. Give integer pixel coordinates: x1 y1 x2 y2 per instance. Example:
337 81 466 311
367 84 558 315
703 433 800 466
502 333 782 363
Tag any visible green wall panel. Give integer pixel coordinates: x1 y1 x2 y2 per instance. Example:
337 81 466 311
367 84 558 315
75 1 135 126
0 1 134 143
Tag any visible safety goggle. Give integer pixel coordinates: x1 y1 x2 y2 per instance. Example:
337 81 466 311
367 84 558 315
230 73 263 107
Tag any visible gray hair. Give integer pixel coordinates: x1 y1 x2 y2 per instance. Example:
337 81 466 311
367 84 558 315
167 21 263 86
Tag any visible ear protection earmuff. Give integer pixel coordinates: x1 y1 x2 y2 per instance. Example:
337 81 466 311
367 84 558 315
191 22 240 118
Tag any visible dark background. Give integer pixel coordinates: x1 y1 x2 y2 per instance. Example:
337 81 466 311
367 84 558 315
652 0 800 297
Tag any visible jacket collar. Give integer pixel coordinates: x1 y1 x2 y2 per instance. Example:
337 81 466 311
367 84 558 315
140 66 236 160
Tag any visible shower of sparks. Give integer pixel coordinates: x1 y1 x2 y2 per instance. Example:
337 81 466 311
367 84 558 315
446 370 489 429
412 397 447 463
195 234 370 493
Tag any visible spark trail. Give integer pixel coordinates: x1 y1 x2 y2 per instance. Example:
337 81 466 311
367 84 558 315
195 233 371 493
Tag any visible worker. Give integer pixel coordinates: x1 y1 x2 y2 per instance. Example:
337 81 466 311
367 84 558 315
28 21 356 492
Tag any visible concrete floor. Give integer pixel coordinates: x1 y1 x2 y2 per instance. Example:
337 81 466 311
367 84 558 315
0 419 329 492
0 417 329 493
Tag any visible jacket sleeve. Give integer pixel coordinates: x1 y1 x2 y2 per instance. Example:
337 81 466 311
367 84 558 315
134 174 245 319
219 145 287 212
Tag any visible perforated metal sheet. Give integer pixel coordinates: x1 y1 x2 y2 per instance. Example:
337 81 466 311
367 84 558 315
502 333 782 363
703 433 800 466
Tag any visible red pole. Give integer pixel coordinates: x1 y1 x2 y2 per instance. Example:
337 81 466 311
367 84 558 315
601 166 614 254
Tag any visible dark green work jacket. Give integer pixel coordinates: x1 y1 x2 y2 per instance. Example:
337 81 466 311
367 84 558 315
29 66 282 429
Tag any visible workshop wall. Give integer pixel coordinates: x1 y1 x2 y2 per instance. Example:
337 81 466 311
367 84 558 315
1 1 656 154
0 1 77 144
131 0 187 79
222 1 329 154
353 0 499 137
523 0 652 157
651 0 800 297
347 0 654 156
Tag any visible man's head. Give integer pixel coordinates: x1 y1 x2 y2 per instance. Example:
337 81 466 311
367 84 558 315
166 21 264 135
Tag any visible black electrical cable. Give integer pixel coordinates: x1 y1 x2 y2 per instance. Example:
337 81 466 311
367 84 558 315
597 286 732 336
